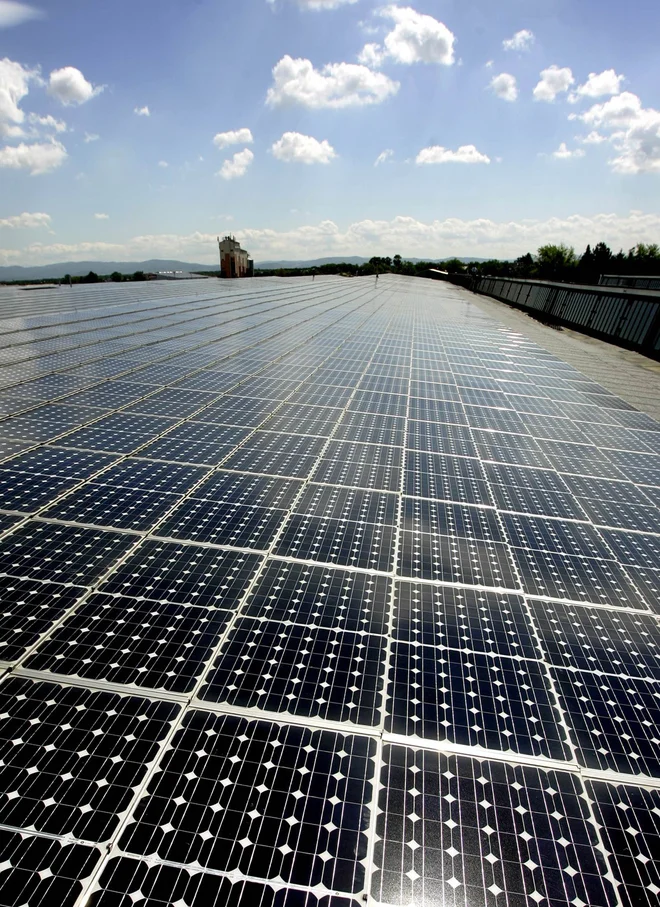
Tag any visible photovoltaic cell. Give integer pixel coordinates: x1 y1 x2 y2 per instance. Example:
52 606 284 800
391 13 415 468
587 781 660 907
88 858 361 906
0 676 180 840
373 746 616 907
118 712 375 892
0 830 100 907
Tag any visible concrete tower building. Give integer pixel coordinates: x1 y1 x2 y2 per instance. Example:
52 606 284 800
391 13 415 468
218 236 253 278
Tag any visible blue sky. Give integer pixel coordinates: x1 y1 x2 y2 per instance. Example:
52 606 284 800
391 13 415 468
1 0 659 264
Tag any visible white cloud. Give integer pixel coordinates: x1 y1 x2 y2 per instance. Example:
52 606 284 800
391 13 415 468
48 66 103 106
0 139 66 174
266 55 399 108
552 142 585 160
610 110 660 174
94 213 109 220
0 211 50 228
579 131 607 145
358 43 384 68
28 112 66 133
0 1 42 28
576 94 660 174
219 148 254 180
490 73 517 102
416 144 490 165
157 160 168 168
533 65 574 102
0 57 38 138
503 29 535 52
364 5 455 67
274 0 359 8
134 105 150 117
271 131 336 164
213 128 253 149
6 211 660 266
374 148 394 166
577 91 643 130
84 132 99 143
572 69 624 102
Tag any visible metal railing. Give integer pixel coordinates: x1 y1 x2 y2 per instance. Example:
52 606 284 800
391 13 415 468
472 276 660 358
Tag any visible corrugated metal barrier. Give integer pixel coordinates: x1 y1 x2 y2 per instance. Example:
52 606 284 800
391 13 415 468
599 274 660 291
473 276 660 358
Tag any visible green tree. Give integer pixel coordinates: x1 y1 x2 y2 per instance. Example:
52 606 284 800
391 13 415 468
442 258 467 274
534 244 577 282
132 271 146 281
111 271 123 282
513 253 534 278
81 271 100 284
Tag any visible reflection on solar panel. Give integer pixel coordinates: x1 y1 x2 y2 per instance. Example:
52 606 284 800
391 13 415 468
0 275 658 906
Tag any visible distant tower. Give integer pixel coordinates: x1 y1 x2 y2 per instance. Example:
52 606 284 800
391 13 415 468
218 235 252 278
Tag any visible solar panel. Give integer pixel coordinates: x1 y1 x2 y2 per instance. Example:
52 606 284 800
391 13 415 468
0 275 658 906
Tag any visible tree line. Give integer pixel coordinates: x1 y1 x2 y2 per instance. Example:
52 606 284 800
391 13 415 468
254 243 660 286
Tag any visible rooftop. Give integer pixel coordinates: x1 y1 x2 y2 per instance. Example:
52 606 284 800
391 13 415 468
0 274 658 907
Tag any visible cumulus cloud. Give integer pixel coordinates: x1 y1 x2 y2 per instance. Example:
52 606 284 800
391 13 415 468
568 92 660 173
571 69 624 102
48 66 103 106
0 211 50 228
0 1 42 28
157 160 168 168
219 148 254 180
266 55 399 108
0 138 67 173
6 211 660 267
272 0 359 8
360 6 456 68
0 57 38 138
28 113 66 133
611 111 660 174
552 143 585 160
416 144 490 165
271 131 336 164
503 29 534 52
358 43 385 68
577 91 642 130
84 132 99 142
94 213 109 219
579 131 607 145
134 105 150 116
533 65 574 102
374 148 394 166
213 128 253 149
490 73 517 102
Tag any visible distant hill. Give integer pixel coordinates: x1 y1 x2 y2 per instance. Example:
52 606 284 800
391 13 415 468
0 259 220 282
0 255 497 282
255 256 494 269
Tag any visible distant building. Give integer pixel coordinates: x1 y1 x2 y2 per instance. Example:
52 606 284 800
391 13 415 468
218 236 253 278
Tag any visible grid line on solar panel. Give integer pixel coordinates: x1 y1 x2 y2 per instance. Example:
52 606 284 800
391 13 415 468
86 857 363 906
23 592 236 694
0 829 102 907
116 711 376 893
528 599 660 680
372 745 617 907
512 547 650 609
0 675 181 841
587 780 660 907
551 667 660 777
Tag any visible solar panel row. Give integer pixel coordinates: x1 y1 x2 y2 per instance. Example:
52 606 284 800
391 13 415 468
0 275 658 907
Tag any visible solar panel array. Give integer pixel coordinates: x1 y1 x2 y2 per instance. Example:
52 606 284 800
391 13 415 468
0 274 658 907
